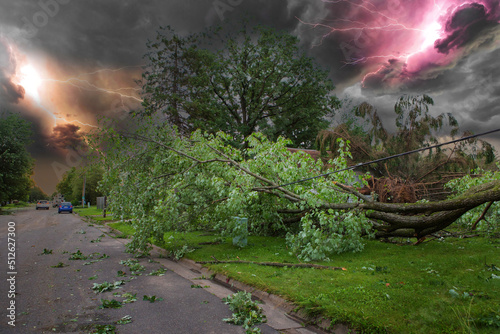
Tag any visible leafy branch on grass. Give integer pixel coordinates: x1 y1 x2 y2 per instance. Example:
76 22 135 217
167 244 195 261
222 291 267 334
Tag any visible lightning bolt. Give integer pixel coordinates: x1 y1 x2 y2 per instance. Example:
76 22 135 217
300 0 468 86
44 65 144 103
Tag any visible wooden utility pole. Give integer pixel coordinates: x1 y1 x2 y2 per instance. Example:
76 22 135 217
82 173 86 208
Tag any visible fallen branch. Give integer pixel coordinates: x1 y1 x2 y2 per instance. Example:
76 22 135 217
196 259 346 270
471 201 494 230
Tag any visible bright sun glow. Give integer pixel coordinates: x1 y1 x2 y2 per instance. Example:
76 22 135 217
19 65 42 100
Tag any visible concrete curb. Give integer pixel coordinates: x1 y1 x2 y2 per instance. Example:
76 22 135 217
102 222 354 334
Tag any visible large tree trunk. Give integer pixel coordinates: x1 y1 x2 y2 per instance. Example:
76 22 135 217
335 180 500 239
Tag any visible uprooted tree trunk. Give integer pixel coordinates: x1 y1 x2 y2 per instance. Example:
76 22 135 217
344 181 500 238
276 180 500 239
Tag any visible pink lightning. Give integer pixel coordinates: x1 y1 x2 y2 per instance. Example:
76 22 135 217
303 0 500 89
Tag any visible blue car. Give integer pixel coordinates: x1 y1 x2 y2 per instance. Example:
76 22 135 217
58 202 73 214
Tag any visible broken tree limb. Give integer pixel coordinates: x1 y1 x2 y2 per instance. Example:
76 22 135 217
471 201 494 230
196 259 346 270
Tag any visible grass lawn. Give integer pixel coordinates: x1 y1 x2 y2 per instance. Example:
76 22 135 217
1 201 30 208
106 221 500 333
74 205 114 220
1 201 31 213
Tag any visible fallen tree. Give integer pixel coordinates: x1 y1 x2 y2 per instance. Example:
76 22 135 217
91 123 499 260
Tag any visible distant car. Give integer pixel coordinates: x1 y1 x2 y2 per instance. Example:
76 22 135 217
58 202 73 214
36 200 50 210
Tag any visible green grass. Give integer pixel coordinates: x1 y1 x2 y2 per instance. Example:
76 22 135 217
1 201 30 209
74 205 114 218
108 222 135 236
104 222 500 333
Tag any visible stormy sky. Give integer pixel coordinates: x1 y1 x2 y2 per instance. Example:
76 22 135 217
0 0 499 194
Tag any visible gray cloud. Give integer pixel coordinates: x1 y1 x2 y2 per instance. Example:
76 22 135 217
0 0 499 193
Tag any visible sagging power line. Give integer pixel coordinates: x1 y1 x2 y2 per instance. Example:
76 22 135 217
275 128 500 189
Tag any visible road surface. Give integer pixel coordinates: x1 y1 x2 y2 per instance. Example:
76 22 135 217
0 207 290 333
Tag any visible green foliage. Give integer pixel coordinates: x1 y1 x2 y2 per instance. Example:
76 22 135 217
168 244 195 261
222 291 267 333
139 25 337 148
109 226 500 333
116 315 132 325
0 112 34 202
88 324 116 334
69 250 88 260
98 299 122 309
147 268 167 276
29 185 49 202
286 209 371 262
445 167 500 234
143 295 163 303
121 293 137 304
40 248 53 255
55 164 104 204
92 119 372 260
91 115 374 260
92 281 124 294
51 262 67 268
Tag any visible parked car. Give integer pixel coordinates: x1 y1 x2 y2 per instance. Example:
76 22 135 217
58 202 73 214
36 200 50 210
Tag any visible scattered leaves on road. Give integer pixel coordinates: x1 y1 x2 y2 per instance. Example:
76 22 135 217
92 280 124 293
143 295 163 303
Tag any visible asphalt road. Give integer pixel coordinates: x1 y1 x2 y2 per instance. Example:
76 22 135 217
0 207 286 334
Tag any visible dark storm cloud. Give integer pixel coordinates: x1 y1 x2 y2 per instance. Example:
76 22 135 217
50 123 83 150
435 2 500 54
1 0 499 192
0 40 25 103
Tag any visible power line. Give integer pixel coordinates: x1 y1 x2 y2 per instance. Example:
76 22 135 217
275 128 500 189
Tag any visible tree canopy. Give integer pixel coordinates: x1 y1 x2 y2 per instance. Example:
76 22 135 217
55 165 104 205
0 112 34 203
29 185 49 202
139 25 338 148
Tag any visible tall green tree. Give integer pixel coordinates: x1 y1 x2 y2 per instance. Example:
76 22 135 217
0 112 34 203
140 26 199 134
140 25 338 148
56 167 77 202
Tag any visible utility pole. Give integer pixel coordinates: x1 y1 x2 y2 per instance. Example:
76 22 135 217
82 173 86 208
